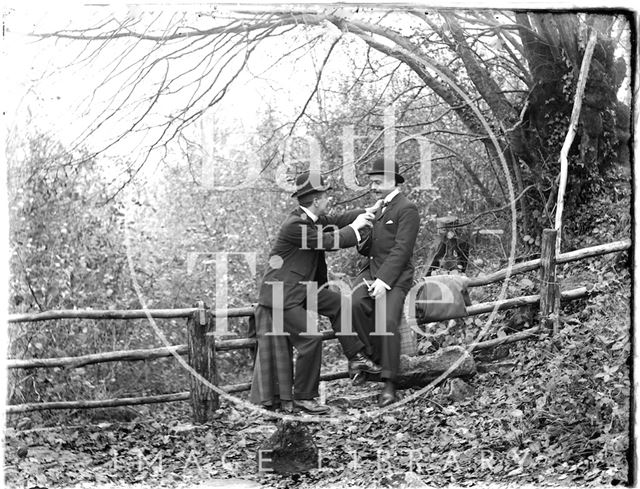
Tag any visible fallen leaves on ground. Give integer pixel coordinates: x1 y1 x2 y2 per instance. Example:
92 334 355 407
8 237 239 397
4 341 629 488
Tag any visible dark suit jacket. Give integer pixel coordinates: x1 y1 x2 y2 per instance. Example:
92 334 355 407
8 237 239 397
258 207 362 309
357 193 420 290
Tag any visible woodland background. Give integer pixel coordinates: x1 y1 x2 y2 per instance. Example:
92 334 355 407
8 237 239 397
3 7 633 487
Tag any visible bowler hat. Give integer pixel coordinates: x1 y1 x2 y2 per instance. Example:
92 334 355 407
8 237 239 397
291 171 332 198
366 157 405 184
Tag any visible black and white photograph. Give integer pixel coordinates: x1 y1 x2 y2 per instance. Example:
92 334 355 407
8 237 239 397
2 4 634 488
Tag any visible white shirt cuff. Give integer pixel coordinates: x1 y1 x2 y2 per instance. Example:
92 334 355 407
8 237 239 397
348 224 361 242
375 278 391 290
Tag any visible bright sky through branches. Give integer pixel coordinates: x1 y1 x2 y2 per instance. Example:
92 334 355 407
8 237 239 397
4 5 365 174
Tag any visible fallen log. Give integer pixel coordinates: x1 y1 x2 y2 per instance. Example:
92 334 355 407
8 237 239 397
363 346 476 389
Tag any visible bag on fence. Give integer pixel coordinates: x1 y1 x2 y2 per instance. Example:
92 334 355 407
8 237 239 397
414 275 471 323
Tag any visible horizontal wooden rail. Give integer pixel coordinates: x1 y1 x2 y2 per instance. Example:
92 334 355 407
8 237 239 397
467 259 540 287
216 336 258 351
6 370 350 413
6 333 331 369
556 238 630 264
467 238 630 287
8 288 592 370
8 306 256 324
6 392 191 414
6 345 191 369
465 286 589 315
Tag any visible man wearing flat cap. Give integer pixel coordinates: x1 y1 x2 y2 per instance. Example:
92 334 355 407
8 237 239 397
251 170 382 415
351 157 420 407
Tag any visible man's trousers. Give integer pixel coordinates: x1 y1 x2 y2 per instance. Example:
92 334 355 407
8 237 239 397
351 274 408 381
251 287 364 403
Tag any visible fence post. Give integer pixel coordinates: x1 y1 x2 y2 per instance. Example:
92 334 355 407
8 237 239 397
187 300 219 423
539 229 560 334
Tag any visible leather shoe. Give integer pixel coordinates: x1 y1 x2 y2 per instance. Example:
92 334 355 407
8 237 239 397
263 400 294 413
378 382 397 407
349 352 382 376
294 399 330 415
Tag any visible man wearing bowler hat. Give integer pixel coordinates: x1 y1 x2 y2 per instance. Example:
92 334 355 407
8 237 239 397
251 170 383 415
351 156 420 407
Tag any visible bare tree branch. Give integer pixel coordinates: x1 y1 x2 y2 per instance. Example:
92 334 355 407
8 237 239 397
288 34 342 137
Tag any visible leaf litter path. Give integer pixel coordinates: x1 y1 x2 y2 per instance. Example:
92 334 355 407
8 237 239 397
4 350 626 488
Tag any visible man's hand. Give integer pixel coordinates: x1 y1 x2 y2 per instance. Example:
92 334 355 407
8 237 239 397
351 212 375 230
368 278 389 299
365 199 384 214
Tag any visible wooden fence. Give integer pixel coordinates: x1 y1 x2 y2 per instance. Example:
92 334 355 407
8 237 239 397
6 236 630 421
